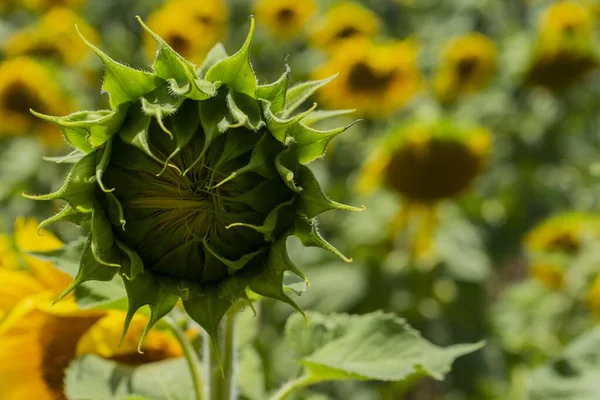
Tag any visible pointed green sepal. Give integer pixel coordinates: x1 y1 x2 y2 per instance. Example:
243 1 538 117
226 198 296 242
283 75 338 118
249 234 307 318
297 165 365 218
205 18 257 97
198 43 229 78
294 216 352 263
54 237 118 304
23 152 97 212
204 242 266 275
76 25 161 109
301 109 357 127
141 85 184 138
31 108 127 153
120 272 180 351
291 120 361 164
95 140 114 193
275 146 301 192
118 102 164 164
43 149 85 164
264 102 317 144
257 65 290 115
227 90 264 131
37 204 90 232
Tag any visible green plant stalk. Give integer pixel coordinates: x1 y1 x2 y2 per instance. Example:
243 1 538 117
207 312 238 400
269 374 319 400
166 317 205 400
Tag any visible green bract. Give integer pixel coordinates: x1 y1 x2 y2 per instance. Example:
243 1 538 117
26 17 362 348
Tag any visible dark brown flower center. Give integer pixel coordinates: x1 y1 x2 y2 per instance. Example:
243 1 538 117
385 138 483 203
196 14 215 26
335 26 361 40
347 62 397 93
546 233 580 253
1 81 45 118
166 34 191 56
41 315 102 399
24 43 65 62
277 7 296 23
456 56 480 83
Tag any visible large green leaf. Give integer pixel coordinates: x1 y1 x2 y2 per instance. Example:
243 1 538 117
285 311 483 383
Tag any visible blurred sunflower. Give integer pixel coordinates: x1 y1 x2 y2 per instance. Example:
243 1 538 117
310 2 381 51
0 57 73 141
433 33 497 104
313 38 422 117
0 0 84 13
358 120 490 254
4 7 99 67
526 1 599 89
0 218 183 400
144 0 227 65
586 275 600 316
255 0 317 40
524 212 600 289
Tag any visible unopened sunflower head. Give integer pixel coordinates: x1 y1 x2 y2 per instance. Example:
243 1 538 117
433 33 497 104
0 57 73 141
310 2 381 51
526 1 599 89
255 0 317 40
358 119 490 204
313 38 422 118
26 17 362 347
144 0 227 65
524 212 600 289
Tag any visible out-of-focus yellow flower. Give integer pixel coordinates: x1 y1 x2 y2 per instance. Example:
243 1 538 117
144 0 228 65
0 57 73 141
313 38 422 118
526 1 599 89
255 0 317 40
433 33 497 104
525 212 600 289
310 2 381 51
0 218 183 400
358 121 490 254
586 275 600 316
5 8 99 67
1 0 84 13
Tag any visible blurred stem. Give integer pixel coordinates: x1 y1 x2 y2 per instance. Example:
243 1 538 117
269 374 319 400
166 317 205 400
206 311 238 400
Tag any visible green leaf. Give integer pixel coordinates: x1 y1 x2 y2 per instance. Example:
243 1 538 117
528 327 600 400
300 109 356 127
285 311 484 384
44 149 86 164
160 99 201 171
96 139 114 193
23 152 97 212
297 165 364 218
31 108 127 152
65 355 193 400
283 75 337 118
76 26 161 109
205 18 257 97
227 90 264 131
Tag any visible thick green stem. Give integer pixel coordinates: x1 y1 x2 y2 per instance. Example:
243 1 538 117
269 375 318 400
166 317 205 400
206 312 238 400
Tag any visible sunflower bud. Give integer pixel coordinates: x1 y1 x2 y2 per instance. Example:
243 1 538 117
26 17 361 346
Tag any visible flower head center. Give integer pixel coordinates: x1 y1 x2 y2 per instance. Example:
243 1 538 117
335 26 361 40
456 56 480 82
277 7 297 23
347 61 397 92
2 81 45 117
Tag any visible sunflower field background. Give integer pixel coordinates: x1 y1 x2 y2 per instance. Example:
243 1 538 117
4 0 600 399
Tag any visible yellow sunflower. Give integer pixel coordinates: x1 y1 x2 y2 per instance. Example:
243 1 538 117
358 120 491 254
0 218 183 400
144 0 228 65
524 212 600 289
526 1 599 89
255 0 317 40
433 33 497 104
0 0 84 13
310 2 381 50
0 57 73 141
4 7 100 67
313 38 423 118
